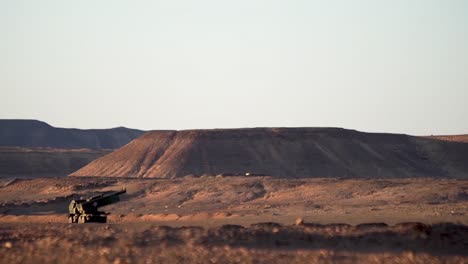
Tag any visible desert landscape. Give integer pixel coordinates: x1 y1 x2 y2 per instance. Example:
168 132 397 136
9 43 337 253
1 123 467 263
3 1 467 262
1 176 467 263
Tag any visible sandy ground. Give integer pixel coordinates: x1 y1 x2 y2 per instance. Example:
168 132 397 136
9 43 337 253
1 176 467 263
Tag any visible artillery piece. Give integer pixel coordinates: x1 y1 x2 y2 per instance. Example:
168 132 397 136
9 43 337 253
68 188 126 223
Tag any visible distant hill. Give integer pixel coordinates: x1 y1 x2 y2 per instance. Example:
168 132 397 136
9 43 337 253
0 147 110 178
0 120 145 149
425 135 468 143
71 128 468 179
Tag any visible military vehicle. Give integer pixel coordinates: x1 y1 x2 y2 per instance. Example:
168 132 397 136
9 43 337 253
68 188 126 223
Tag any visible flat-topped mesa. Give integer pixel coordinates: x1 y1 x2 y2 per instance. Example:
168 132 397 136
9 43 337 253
70 127 468 179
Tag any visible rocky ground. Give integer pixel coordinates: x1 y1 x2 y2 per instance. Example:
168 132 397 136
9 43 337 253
1 221 467 263
1 176 467 226
0 176 467 263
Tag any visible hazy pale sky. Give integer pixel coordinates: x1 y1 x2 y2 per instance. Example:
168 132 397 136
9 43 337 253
1 0 467 135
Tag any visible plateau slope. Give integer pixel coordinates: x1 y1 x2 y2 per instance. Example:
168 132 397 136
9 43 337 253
71 128 468 178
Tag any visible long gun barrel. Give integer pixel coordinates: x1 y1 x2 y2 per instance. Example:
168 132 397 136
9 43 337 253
68 188 126 224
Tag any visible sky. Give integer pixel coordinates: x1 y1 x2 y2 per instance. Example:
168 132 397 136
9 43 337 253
1 0 467 135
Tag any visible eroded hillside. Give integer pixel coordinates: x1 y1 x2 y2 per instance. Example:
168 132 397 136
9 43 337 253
71 128 468 178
